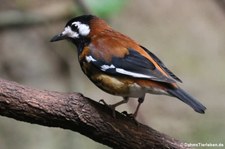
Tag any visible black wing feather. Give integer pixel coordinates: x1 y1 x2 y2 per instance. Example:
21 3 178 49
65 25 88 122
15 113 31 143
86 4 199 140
89 48 175 83
112 49 155 70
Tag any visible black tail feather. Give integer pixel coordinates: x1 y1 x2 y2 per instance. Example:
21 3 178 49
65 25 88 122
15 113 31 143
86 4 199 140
167 88 206 113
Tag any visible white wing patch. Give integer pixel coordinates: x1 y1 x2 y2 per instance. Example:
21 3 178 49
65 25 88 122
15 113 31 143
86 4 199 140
85 55 96 63
98 63 155 79
72 22 90 36
85 56 155 79
101 64 115 71
115 68 155 79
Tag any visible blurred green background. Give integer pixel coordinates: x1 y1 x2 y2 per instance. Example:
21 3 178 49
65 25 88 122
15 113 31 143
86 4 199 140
0 0 225 149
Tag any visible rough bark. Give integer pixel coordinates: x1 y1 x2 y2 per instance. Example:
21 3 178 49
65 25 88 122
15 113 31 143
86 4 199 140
0 78 190 149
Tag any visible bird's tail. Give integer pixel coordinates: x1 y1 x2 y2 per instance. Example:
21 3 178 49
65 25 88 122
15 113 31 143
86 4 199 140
167 88 206 114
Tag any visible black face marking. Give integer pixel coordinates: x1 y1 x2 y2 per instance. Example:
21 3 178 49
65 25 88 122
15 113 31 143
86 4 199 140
65 15 95 27
61 15 94 49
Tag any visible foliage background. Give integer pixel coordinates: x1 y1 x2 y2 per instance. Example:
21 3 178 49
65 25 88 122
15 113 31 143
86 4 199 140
0 0 224 149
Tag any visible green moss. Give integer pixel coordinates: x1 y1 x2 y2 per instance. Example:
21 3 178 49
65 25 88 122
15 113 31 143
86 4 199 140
85 0 127 18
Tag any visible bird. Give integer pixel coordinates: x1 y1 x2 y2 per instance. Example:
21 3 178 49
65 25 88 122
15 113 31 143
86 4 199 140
50 15 206 118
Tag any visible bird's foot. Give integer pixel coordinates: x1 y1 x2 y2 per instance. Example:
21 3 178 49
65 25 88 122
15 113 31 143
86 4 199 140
99 99 108 105
99 99 116 118
121 111 135 119
121 111 139 125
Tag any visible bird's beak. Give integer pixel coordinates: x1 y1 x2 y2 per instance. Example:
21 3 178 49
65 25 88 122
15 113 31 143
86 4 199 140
50 33 67 42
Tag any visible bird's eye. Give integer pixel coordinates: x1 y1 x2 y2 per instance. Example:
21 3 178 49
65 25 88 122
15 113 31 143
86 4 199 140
71 21 90 36
71 24 79 33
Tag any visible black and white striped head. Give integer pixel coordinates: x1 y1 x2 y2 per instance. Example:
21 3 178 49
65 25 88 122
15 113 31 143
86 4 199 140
50 15 94 42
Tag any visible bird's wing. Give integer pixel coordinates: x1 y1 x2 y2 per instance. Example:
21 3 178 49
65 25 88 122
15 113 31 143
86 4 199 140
86 30 181 84
86 47 176 83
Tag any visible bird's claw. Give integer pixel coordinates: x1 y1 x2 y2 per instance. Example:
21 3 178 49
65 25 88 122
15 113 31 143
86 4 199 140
122 111 139 125
122 111 135 119
99 99 107 105
99 99 116 118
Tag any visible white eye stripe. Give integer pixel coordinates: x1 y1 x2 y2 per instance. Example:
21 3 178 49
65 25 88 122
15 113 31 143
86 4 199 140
62 26 79 38
62 22 90 39
72 21 90 36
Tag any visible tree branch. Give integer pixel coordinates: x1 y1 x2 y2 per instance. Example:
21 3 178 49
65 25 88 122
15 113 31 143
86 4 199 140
0 78 190 149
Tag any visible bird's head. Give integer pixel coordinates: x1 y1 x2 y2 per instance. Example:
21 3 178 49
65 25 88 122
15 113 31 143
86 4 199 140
50 15 111 45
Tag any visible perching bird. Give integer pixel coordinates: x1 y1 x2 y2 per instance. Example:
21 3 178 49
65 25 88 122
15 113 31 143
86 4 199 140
50 15 206 117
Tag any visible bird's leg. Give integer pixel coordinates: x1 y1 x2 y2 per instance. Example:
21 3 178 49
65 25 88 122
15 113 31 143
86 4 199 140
133 95 145 118
99 97 129 117
122 95 145 120
110 97 129 108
